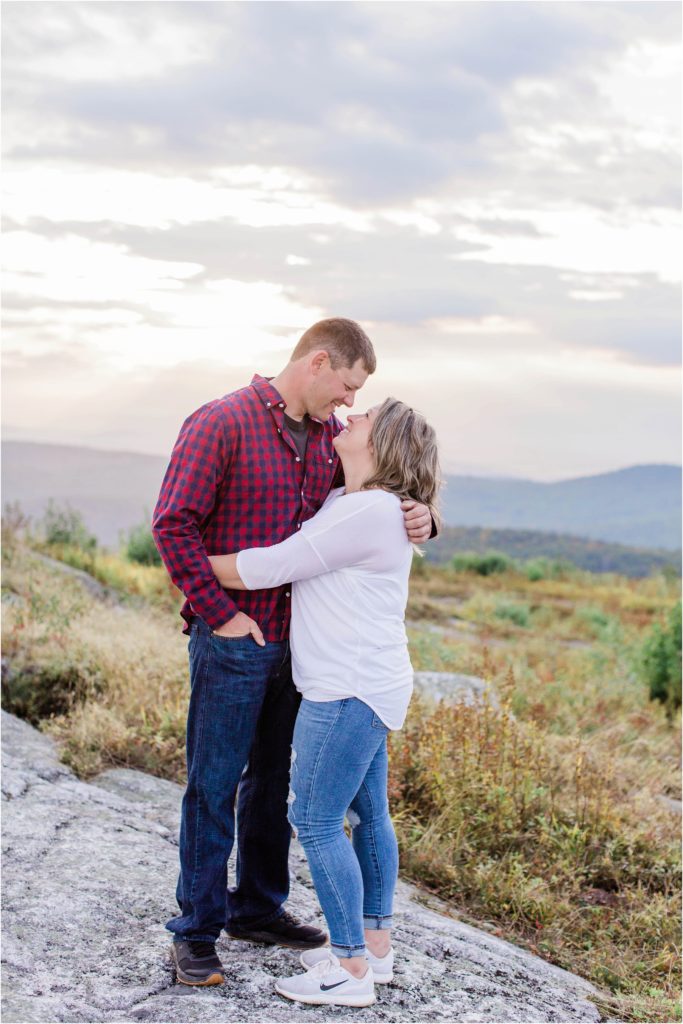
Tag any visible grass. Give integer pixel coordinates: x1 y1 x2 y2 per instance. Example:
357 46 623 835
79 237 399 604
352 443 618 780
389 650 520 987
32 541 178 610
389 695 680 1022
2 542 188 779
1 525 680 1022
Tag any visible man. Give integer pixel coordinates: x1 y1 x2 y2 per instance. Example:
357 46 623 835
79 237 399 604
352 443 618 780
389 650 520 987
153 318 432 986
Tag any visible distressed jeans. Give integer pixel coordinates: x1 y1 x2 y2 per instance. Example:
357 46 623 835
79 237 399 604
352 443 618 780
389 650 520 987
288 698 398 959
166 616 300 943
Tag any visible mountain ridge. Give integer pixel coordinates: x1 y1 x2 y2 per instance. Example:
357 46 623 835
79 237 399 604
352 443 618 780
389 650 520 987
2 440 680 552
440 463 681 550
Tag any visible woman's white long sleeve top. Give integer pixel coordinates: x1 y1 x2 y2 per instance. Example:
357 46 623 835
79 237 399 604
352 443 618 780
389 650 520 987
236 487 413 729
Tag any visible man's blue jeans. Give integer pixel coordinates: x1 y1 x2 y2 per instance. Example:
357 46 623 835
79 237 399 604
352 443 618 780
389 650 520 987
166 617 300 943
288 698 398 959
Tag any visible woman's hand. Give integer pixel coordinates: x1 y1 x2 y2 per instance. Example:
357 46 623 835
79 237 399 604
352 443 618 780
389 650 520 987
401 499 433 544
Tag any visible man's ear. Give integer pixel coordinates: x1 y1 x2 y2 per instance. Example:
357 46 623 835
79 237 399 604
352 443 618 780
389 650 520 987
310 350 329 376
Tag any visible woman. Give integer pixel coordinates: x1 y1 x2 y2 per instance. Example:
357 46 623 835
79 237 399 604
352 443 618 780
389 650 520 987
209 397 441 1007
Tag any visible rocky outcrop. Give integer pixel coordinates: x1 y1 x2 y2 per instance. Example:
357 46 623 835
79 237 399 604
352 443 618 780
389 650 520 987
1 711 603 1022
32 552 119 603
413 671 498 708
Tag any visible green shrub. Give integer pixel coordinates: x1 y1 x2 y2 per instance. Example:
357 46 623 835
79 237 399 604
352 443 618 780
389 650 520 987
451 550 512 576
578 605 610 629
494 599 531 628
125 519 161 566
640 602 682 717
523 556 572 582
41 501 97 553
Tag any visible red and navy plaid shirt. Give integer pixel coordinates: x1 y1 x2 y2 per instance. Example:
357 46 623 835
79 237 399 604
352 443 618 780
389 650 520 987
153 375 343 640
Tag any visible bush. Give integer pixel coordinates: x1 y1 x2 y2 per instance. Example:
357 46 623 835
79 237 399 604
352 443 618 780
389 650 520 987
523 557 573 582
41 501 97 553
640 602 682 717
125 520 161 566
567 605 621 647
494 600 531 628
451 550 512 576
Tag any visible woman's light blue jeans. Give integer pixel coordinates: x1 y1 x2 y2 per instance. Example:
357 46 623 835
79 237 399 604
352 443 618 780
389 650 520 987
288 697 398 959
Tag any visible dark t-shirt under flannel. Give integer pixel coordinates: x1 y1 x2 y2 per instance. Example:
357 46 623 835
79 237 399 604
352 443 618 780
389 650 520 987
284 412 310 462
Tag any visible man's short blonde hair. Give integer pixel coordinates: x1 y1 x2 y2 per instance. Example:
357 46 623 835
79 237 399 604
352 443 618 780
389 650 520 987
290 318 376 374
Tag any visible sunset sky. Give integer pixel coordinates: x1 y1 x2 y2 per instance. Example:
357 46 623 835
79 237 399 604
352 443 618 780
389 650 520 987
2 1 681 479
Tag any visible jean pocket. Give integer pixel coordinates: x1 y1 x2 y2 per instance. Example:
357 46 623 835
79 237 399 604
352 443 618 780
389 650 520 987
371 713 389 731
210 630 253 647
205 634 268 704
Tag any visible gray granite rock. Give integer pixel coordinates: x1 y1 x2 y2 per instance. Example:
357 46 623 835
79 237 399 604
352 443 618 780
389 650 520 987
32 552 119 603
1 710 603 1022
413 672 499 708
657 795 682 814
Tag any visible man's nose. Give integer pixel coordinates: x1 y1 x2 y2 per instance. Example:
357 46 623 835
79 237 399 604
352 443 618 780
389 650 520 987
342 392 355 408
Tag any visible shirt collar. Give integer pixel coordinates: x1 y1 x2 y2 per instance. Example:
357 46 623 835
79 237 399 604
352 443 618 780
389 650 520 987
250 373 326 429
251 374 286 412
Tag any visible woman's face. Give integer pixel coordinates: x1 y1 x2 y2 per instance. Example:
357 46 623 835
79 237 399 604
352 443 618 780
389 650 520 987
333 405 380 457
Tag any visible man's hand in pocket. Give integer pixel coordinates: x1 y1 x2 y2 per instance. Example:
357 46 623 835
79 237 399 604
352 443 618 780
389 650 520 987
213 612 265 646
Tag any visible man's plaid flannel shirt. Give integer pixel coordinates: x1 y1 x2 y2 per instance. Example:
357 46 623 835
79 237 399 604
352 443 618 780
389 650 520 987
153 375 343 640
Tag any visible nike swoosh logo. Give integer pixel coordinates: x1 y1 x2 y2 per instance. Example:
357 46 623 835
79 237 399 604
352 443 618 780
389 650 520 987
320 979 349 991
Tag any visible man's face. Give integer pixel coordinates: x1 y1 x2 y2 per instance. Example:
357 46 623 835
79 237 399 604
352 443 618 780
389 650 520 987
305 355 369 421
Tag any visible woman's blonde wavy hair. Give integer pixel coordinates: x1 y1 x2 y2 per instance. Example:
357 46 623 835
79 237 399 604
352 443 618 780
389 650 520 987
362 397 442 534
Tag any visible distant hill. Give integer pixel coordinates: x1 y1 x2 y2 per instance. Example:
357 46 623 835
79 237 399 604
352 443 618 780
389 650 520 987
427 525 681 578
441 465 681 551
1 441 168 547
2 441 681 556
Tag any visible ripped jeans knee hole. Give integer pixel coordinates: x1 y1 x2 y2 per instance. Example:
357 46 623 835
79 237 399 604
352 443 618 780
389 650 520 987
287 745 298 838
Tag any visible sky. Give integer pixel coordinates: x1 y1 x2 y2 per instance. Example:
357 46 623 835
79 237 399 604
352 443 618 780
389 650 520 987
2 0 681 480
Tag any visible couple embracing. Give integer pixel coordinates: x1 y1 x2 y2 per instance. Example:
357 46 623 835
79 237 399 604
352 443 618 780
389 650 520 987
153 318 441 1008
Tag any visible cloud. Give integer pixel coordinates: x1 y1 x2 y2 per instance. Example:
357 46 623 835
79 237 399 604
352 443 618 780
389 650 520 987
8 214 678 365
5 2 679 205
1 1 680 476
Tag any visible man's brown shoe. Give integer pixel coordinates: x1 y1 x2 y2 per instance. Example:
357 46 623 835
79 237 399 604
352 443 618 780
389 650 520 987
171 940 225 985
228 910 328 950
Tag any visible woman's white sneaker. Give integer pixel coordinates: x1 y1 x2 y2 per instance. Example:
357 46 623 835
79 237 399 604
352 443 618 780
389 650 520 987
300 945 394 984
275 952 376 1006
